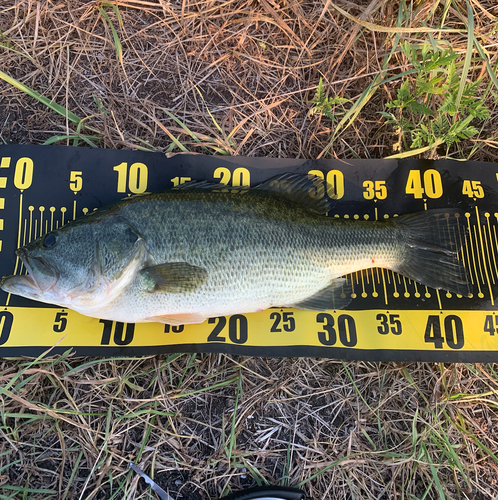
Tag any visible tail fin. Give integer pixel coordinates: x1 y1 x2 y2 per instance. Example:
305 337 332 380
392 209 472 297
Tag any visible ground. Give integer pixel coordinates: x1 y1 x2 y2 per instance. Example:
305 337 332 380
1 0 498 499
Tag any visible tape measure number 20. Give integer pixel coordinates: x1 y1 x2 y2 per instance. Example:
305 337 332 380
0 145 497 362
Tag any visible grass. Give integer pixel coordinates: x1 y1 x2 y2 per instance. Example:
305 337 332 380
1 0 498 498
1 355 497 499
380 38 492 158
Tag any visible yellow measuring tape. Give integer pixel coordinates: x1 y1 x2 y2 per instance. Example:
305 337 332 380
0 145 496 361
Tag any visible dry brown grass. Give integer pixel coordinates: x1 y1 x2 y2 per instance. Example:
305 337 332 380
1 0 495 158
1 0 498 498
1 354 498 499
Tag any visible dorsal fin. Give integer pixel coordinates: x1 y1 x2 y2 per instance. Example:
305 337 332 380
173 173 331 215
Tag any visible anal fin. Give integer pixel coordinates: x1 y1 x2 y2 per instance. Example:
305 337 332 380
287 278 353 311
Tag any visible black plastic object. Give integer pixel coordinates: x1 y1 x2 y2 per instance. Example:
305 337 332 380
220 486 306 500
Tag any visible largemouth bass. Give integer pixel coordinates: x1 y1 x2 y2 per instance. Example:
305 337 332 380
0 174 471 324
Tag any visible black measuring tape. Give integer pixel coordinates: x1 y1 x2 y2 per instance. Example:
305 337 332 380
0 144 497 362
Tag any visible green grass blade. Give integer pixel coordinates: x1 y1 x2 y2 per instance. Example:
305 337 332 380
173 375 239 398
0 40 36 64
195 86 225 136
0 459 20 473
99 7 123 64
328 1 461 33
73 118 85 147
455 1 474 110
385 141 443 159
106 3 124 27
0 346 66 396
61 450 83 500
441 413 472 489
158 109 232 154
227 371 242 463
0 486 57 495
296 454 362 486
0 69 81 125
330 73 384 144
44 134 101 147
320 1 408 156
473 38 498 92
151 111 190 151
116 409 176 421
422 443 446 500
440 0 452 26
161 108 202 143
62 356 154 377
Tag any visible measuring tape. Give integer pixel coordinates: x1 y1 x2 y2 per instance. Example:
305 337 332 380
0 145 497 362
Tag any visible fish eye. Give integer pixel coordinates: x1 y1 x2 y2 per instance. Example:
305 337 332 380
42 233 57 249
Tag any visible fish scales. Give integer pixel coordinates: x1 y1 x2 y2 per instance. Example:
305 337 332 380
78 191 400 322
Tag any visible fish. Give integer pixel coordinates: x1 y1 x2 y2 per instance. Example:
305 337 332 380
0 173 471 325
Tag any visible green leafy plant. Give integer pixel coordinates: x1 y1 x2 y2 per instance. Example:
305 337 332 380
310 77 351 124
381 41 490 157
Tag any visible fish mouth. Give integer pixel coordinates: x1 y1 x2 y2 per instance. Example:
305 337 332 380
0 248 59 295
0 273 40 295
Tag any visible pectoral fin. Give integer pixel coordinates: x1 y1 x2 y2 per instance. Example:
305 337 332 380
288 278 353 310
141 262 208 293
